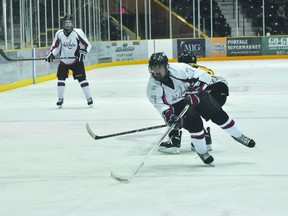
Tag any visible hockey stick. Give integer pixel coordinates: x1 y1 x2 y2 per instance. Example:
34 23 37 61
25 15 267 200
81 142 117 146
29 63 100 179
0 49 76 61
86 123 166 140
110 104 190 183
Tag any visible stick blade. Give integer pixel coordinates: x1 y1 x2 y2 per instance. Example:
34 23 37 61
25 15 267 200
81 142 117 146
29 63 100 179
86 123 97 139
110 172 131 183
0 49 13 61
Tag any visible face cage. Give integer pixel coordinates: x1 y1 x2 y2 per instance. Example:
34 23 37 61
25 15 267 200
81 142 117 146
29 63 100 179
148 64 169 80
63 21 73 31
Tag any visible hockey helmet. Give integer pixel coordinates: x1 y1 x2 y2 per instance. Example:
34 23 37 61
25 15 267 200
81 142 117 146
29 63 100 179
149 52 168 69
178 51 197 64
63 15 73 33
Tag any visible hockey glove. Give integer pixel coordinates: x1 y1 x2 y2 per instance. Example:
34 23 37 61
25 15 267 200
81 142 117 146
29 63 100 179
185 93 200 108
77 49 87 63
45 52 55 63
186 80 207 95
163 110 183 129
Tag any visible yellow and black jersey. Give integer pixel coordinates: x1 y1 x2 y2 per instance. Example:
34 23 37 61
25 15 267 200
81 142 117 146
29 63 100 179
189 63 215 77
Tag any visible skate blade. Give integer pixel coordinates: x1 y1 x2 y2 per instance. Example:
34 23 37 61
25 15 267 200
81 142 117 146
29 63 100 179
158 147 180 154
57 105 62 109
208 163 215 167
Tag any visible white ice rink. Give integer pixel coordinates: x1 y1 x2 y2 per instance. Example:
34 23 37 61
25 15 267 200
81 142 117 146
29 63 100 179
0 59 288 216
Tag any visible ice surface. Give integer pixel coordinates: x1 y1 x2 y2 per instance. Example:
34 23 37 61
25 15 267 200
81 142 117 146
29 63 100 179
0 59 288 216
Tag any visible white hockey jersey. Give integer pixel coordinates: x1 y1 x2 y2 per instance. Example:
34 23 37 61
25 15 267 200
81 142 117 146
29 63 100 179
146 62 212 115
49 28 91 65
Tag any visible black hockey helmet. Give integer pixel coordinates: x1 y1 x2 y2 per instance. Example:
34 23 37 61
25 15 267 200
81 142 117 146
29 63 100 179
63 15 73 21
63 15 73 33
178 51 197 64
148 52 168 70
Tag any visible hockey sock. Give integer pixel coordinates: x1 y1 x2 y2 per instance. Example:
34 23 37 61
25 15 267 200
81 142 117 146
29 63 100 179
220 117 243 138
57 80 65 99
80 80 92 99
190 130 207 154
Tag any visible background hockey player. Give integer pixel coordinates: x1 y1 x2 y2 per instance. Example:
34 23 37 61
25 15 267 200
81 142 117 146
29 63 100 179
159 51 230 154
46 15 93 108
146 52 255 165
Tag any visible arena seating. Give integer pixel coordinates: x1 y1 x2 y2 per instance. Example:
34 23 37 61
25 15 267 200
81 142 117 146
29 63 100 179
160 0 231 37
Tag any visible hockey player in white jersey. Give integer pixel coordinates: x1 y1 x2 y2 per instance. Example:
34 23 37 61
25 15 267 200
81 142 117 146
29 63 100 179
46 15 93 108
146 52 255 165
159 51 230 153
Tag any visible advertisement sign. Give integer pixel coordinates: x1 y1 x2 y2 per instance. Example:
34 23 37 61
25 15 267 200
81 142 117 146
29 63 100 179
177 39 206 57
262 36 288 55
111 41 142 62
210 37 227 57
227 37 262 56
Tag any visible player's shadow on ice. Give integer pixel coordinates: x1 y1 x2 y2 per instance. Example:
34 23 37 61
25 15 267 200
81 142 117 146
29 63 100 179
51 106 94 110
147 161 256 173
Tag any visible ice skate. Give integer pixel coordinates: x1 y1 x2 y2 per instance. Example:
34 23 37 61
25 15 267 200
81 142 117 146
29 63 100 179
158 130 181 154
158 141 180 154
87 97 93 107
56 98 63 108
198 152 214 166
233 134 256 148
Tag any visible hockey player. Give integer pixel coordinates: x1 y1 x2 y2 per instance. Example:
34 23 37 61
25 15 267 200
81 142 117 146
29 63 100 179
46 15 93 108
159 51 229 154
146 52 255 165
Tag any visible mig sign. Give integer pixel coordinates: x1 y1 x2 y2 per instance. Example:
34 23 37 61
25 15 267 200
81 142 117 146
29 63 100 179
177 39 206 57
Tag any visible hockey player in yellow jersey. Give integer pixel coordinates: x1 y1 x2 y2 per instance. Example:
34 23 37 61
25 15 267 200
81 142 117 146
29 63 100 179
178 51 229 107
